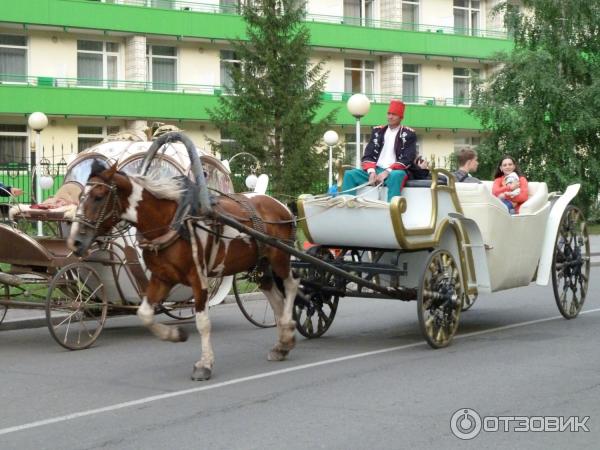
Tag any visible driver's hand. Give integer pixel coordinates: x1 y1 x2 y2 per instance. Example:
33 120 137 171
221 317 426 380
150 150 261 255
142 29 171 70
376 170 390 184
368 171 377 185
11 188 23 196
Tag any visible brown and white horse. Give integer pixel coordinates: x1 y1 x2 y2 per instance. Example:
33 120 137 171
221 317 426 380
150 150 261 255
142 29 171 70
68 161 298 380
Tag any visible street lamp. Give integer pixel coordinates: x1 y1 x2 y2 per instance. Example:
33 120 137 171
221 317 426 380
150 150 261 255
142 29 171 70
346 93 370 168
28 111 48 236
323 130 339 190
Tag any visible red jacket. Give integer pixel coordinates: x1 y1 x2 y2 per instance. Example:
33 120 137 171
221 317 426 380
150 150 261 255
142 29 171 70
492 175 529 212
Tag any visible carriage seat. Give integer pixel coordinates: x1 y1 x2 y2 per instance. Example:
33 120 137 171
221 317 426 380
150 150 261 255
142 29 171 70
477 181 548 215
355 176 448 202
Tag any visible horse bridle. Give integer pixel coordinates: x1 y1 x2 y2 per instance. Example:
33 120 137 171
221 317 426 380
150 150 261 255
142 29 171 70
75 180 123 235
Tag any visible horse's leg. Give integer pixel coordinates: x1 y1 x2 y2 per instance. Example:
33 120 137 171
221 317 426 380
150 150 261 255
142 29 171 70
190 278 214 381
136 276 188 343
262 263 299 362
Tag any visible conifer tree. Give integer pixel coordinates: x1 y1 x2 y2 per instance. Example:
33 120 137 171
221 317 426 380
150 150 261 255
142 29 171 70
208 0 335 198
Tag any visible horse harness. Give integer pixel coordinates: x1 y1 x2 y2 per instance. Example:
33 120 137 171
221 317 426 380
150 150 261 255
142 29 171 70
76 180 123 236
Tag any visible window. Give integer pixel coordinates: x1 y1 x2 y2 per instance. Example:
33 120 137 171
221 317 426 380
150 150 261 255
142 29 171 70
402 64 419 103
343 0 375 26
77 125 120 153
219 0 239 14
344 133 370 166
453 0 480 36
0 35 27 83
146 45 177 91
77 40 119 87
454 137 481 153
453 67 479 105
0 124 28 165
402 0 419 31
344 59 375 95
220 50 241 92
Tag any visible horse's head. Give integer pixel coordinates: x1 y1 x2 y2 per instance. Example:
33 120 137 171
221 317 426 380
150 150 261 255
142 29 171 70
68 160 128 256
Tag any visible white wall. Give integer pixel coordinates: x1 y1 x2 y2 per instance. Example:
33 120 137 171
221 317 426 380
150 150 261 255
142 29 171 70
307 0 344 18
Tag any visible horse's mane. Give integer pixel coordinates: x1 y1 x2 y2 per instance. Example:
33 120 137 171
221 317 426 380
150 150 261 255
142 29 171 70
130 174 186 202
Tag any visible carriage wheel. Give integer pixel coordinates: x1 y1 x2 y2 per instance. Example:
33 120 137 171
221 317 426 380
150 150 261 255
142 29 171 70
417 249 463 349
233 273 276 328
552 206 590 319
293 246 339 339
45 262 108 350
0 270 8 325
461 292 478 311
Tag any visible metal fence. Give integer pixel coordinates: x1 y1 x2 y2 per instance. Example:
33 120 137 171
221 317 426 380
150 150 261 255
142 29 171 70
0 163 66 204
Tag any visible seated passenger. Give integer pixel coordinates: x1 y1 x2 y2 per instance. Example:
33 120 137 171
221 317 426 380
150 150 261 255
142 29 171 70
453 148 481 183
492 155 529 214
341 100 417 202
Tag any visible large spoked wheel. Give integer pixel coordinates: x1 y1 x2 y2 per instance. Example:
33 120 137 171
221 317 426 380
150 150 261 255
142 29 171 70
552 205 590 319
45 263 108 350
0 270 8 325
293 246 339 339
418 249 463 349
233 273 276 328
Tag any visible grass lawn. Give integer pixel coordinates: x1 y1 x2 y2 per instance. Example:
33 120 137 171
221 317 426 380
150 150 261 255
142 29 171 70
589 223 600 235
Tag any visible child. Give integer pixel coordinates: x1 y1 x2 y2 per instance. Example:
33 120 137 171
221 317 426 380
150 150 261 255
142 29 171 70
501 171 520 213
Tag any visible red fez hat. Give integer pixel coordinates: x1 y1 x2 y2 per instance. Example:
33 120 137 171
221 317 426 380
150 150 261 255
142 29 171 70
388 100 405 119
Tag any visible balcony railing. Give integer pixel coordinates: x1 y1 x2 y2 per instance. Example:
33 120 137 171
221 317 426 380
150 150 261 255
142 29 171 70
88 0 509 40
1 74 473 107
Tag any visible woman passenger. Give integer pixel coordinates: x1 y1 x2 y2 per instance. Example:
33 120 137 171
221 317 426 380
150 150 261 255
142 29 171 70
492 155 529 214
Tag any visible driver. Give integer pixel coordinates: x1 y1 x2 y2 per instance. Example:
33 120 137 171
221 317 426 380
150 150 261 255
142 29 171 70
341 100 417 202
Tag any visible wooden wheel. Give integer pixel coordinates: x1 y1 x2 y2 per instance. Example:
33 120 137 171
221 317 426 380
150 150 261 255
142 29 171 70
233 273 276 328
45 262 108 350
552 206 590 319
293 246 339 339
418 249 463 349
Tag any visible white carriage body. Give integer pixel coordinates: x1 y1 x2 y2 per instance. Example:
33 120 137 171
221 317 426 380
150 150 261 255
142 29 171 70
298 169 580 298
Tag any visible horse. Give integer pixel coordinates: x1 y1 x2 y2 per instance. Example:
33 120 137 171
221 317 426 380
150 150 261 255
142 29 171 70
68 161 298 381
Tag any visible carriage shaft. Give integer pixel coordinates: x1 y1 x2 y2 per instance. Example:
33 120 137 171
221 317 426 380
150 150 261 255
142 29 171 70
214 211 414 300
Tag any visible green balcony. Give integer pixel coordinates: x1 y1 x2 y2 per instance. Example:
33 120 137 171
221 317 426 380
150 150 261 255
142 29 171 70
1 0 513 60
0 77 482 130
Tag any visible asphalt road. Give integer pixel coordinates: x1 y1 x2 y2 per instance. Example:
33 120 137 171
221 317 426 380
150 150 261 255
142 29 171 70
1 257 599 449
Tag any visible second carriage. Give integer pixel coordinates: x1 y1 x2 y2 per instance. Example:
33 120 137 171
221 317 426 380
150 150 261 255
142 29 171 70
0 130 273 349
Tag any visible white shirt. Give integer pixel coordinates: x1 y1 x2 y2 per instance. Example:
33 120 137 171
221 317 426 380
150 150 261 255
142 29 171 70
376 126 400 169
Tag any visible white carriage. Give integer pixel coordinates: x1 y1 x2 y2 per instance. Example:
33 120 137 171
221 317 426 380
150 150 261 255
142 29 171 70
295 170 590 347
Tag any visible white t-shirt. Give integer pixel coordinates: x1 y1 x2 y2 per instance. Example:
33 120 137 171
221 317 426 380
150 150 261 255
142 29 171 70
376 126 400 169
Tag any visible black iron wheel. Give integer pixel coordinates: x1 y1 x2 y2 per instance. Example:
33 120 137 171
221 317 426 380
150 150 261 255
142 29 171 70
293 246 339 338
552 205 590 319
417 249 463 349
45 262 108 350
233 273 276 328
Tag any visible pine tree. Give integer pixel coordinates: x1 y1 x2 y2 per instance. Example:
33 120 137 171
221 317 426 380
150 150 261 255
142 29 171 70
208 0 335 198
471 0 600 210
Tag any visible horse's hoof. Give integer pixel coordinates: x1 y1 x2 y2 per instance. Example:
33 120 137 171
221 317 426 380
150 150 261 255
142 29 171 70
191 366 212 381
177 327 188 342
267 349 288 361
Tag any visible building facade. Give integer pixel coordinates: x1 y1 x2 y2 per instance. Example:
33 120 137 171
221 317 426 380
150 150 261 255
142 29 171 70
0 0 512 168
